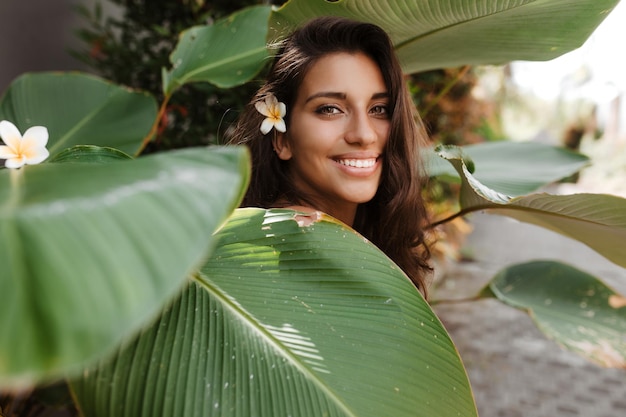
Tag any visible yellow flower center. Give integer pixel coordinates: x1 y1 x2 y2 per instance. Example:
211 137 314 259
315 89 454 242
269 107 282 121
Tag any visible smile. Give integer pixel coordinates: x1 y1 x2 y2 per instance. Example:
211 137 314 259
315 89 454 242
335 158 377 168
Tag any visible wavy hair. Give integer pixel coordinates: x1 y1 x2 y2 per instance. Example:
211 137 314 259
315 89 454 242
227 16 432 295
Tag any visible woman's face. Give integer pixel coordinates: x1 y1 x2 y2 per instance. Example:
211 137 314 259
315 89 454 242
275 52 390 225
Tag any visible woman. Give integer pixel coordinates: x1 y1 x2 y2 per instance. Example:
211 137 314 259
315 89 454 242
227 16 432 294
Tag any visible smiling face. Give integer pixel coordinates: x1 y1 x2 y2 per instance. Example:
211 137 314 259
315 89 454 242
274 52 391 225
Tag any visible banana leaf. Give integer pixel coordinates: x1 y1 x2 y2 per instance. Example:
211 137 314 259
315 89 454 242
435 145 626 269
71 208 478 417
270 0 619 74
424 141 589 195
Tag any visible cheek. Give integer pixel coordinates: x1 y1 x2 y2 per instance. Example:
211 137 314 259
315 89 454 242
289 119 336 151
377 122 391 145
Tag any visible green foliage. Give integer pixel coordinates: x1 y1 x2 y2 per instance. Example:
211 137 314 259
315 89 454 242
1 0 625 415
72 0 282 151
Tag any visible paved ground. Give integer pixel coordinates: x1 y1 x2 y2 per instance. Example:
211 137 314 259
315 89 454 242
432 212 626 417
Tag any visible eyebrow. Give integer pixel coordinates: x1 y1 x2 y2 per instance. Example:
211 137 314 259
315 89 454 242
305 91 389 103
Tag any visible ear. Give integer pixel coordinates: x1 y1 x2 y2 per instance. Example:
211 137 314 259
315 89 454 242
272 132 293 161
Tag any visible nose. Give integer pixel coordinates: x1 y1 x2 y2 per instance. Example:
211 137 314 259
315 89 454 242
344 112 377 146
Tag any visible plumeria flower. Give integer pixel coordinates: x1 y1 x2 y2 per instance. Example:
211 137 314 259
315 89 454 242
0 120 49 169
255 94 286 135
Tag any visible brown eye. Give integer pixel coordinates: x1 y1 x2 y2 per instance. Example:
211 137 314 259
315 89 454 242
316 105 341 115
370 105 389 117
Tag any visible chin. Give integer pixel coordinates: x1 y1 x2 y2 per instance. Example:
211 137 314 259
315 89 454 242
351 192 378 204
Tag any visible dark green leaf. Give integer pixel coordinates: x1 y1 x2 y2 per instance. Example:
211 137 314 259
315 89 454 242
0 73 157 157
162 5 272 95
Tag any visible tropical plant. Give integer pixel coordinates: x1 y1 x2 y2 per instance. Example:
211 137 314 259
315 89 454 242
71 0 282 152
1 1 624 416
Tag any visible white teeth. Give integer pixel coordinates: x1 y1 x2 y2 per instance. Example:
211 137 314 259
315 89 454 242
337 159 376 168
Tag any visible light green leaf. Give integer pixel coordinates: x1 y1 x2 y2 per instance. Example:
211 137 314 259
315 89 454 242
0 73 157 157
484 260 626 368
72 208 477 417
270 0 619 73
436 145 626 269
162 5 272 95
423 141 589 196
0 146 249 389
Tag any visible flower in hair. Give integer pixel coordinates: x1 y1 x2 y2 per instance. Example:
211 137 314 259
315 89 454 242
255 94 286 135
0 120 49 169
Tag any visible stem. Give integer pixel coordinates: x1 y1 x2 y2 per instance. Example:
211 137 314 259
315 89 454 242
136 93 172 157
426 208 471 229
7 168 24 209
426 203 501 230
421 65 471 119
429 294 484 306
10 166 22 188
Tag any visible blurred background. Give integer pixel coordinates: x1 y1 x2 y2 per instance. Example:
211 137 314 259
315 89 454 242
2 2 625 416
499 0 626 197
0 0 97 92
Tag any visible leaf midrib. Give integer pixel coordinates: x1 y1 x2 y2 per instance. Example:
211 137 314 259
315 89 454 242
49 90 118 155
195 273 360 417
168 46 267 90
393 0 537 51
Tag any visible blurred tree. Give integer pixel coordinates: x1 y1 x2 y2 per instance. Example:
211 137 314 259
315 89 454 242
72 0 284 152
409 67 498 146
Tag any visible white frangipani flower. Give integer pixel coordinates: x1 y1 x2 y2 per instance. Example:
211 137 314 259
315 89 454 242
0 120 49 169
255 94 286 135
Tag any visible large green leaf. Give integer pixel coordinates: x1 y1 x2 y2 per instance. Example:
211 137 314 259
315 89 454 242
270 0 619 73
436 145 626 269
483 261 626 368
0 73 157 157
72 208 477 417
424 141 589 195
0 146 249 389
162 5 272 95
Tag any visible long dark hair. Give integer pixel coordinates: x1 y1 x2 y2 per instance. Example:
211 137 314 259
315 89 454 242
227 16 432 295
